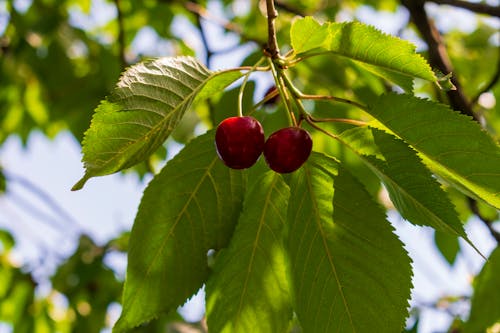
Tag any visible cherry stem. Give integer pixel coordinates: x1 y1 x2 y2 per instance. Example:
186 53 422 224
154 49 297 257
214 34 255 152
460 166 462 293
278 64 369 113
218 66 269 74
268 57 296 126
298 93 368 111
307 115 367 126
304 115 340 140
286 51 332 66
238 57 265 117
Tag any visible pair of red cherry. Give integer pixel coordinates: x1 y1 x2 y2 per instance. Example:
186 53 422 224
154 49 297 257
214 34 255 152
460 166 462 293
215 116 312 173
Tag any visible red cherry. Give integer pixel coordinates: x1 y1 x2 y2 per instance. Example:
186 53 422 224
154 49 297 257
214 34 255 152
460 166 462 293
263 86 280 106
215 116 265 169
264 127 312 173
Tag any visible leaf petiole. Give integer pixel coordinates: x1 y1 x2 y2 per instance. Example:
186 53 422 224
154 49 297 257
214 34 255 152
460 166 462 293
238 57 266 117
268 57 297 126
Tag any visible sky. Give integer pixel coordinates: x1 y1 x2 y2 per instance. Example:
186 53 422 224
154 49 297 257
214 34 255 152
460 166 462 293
0 0 498 332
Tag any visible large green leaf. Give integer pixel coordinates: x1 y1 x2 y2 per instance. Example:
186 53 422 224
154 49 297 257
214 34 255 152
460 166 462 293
339 126 466 238
73 56 242 190
290 17 436 90
464 247 500 333
287 152 412 333
114 131 245 332
206 172 292 333
368 93 500 209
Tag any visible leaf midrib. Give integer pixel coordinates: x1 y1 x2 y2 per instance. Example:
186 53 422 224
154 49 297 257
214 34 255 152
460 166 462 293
338 136 463 237
234 175 279 326
371 120 500 208
304 164 356 333
124 156 218 324
86 69 215 176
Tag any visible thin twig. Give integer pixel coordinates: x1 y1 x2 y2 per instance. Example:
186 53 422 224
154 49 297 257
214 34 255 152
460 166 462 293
114 0 127 69
265 0 280 58
402 0 481 122
471 45 500 106
467 197 500 243
426 0 500 17
298 93 369 111
308 115 368 127
195 13 213 68
183 1 264 46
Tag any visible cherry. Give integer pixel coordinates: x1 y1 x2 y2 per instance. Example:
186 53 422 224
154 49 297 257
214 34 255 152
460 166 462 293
264 127 312 173
263 86 280 106
215 116 265 169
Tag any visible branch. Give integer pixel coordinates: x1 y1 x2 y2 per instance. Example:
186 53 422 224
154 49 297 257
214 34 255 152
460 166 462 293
471 45 500 106
426 0 500 17
402 0 481 122
265 0 280 58
183 1 264 46
114 0 127 69
194 13 213 68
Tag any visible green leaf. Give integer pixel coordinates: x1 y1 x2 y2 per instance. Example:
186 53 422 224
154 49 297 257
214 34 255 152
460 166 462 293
339 126 466 238
72 56 242 190
368 93 500 210
287 152 412 333
206 172 292 333
290 17 436 88
464 247 500 333
434 231 460 265
114 131 245 332
0 166 5 194
290 17 330 55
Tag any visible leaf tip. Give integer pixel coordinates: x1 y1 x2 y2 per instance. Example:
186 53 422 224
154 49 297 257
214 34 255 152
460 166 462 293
71 174 90 191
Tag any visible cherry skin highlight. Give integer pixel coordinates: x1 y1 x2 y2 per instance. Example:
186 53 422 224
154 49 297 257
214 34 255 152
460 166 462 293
264 127 313 173
215 116 265 169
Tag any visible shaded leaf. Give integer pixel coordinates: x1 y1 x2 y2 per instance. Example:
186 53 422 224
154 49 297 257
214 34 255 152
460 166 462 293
368 93 500 210
206 172 292 333
114 131 245 332
434 231 460 265
287 152 412 333
464 247 500 333
73 56 242 190
339 126 466 238
290 17 436 89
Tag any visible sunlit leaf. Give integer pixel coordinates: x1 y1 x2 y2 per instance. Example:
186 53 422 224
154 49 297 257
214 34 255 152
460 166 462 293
339 126 466 238
290 17 436 90
368 93 500 210
464 247 500 332
73 56 242 190
114 131 245 332
206 172 292 333
287 152 412 332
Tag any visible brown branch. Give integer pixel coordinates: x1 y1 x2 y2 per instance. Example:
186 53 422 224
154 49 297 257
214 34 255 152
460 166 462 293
114 0 127 69
183 1 264 47
265 0 280 58
194 14 213 67
402 0 481 122
427 0 500 17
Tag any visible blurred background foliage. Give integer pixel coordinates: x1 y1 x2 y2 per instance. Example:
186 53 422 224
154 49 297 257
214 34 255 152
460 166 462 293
0 0 499 332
